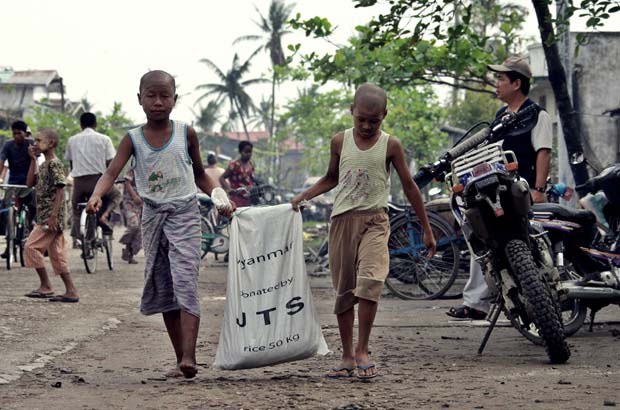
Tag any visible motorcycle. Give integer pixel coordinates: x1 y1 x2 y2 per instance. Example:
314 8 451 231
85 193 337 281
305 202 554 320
415 104 570 364
531 164 620 335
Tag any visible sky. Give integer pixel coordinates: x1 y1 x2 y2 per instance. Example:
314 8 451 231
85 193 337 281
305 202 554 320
3 0 619 127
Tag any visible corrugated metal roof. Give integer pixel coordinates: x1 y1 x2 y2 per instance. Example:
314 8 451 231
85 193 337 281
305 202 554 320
3 70 60 87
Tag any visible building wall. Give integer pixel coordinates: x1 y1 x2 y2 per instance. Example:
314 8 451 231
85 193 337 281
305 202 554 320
573 32 620 167
528 32 620 176
0 86 35 113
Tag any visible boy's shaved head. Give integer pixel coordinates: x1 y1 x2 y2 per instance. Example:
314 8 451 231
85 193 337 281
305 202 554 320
38 127 59 146
353 83 387 111
139 70 176 93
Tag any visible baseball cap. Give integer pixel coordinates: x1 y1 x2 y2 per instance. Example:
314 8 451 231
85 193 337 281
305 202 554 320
488 56 532 79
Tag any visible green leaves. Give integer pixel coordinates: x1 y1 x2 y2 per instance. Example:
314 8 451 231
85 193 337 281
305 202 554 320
25 103 133 165
291 0 528 93
289 14 334 37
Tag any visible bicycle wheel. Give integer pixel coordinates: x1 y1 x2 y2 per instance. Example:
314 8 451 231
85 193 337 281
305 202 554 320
82 214 98 274
5 207 15 270
200 217 216 259
103 234 114 270
386 211 460 300
16 209 29 267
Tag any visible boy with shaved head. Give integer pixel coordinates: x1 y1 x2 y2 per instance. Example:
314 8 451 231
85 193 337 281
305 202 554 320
87 70 233 378
292 83 436 379
24 128 79 303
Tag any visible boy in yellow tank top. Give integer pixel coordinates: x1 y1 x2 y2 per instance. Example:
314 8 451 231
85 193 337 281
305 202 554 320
292 84 436 379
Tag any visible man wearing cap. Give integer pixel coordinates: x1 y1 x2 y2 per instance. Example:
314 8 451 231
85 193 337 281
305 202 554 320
447 55 553 320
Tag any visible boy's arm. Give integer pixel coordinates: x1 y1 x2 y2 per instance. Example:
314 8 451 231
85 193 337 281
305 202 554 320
219 166 232 192
187 127 234 215
86 134 133 213
46 186 64 232
291 133 343 209
26 146 39 187
388 137 436 257
187 126 217 195
0 144 8 183
125 177 142 206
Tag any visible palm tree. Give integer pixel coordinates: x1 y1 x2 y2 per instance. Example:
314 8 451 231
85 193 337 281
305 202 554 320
234 0 295 140
191 100 222 133
196 50 267 140
248 96 272 131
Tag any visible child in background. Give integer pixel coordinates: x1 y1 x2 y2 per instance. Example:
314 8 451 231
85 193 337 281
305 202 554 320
23 128 79 303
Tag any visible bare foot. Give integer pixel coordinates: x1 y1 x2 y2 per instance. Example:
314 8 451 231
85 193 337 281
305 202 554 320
179 360 197 379
165 366 183 378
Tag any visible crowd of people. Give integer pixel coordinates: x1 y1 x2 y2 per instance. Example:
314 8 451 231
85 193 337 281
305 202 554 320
0 56 548 380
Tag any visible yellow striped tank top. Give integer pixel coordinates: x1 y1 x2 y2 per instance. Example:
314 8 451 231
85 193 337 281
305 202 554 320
331 128 390 217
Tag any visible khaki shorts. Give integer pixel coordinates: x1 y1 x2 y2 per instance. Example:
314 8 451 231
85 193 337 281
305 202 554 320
25 225 70 274
328 209 390 314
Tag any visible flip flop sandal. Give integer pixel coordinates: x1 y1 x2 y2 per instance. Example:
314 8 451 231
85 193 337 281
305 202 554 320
48 295 80 303
446 305 487 320
24 290 54 298
326 367 354 378
356 363 378 380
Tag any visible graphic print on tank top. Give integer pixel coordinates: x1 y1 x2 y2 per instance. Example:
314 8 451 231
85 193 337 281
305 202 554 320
339 168 370 203
145 150 184 196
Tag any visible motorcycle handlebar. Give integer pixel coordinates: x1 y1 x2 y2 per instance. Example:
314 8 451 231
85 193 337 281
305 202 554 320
575 180 596 194
447 127 490 160
413 167 436 189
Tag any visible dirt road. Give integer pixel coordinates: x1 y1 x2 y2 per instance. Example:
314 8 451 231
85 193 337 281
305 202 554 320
1 236 619 409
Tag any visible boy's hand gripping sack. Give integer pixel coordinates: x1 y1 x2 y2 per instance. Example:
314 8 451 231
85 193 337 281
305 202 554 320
214 204 328 369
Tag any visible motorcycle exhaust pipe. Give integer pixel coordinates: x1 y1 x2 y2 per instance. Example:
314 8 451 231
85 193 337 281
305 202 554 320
563 281 620 300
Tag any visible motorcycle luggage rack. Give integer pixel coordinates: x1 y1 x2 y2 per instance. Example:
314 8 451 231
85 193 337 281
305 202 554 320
446 142 517 188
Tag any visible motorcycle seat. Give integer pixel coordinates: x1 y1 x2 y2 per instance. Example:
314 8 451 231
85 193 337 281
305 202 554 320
532 203 596 226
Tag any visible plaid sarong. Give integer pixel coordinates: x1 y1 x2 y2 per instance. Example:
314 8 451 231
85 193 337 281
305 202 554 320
139 197 202 317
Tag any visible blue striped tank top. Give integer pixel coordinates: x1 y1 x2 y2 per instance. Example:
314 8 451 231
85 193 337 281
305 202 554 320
128 120 197 204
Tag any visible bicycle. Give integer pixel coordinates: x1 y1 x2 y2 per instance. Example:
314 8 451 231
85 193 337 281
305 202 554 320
197 194 230 260
385 203 463 300
0 184 33 270
303 223 330 276
78 202 113 273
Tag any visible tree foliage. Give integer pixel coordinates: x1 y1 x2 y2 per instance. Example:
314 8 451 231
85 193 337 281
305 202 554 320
192 100 222 132
446 90 502 130
277 86 351 175
290 0 528 92
196 50 269 140
25 103 133 165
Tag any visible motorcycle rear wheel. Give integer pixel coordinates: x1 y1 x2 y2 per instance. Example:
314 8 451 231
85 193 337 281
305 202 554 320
504 239 571 364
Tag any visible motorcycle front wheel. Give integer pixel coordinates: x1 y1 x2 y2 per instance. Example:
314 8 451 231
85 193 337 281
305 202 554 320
504 239 571 364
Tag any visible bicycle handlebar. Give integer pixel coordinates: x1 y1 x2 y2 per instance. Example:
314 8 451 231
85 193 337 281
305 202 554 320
0 184 30 190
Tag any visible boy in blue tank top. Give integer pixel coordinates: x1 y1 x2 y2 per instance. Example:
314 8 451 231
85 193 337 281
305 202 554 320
87 70 233 379
292 84 436 379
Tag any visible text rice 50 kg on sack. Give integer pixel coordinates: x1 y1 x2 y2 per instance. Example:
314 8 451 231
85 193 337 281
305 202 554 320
214 204 329 369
